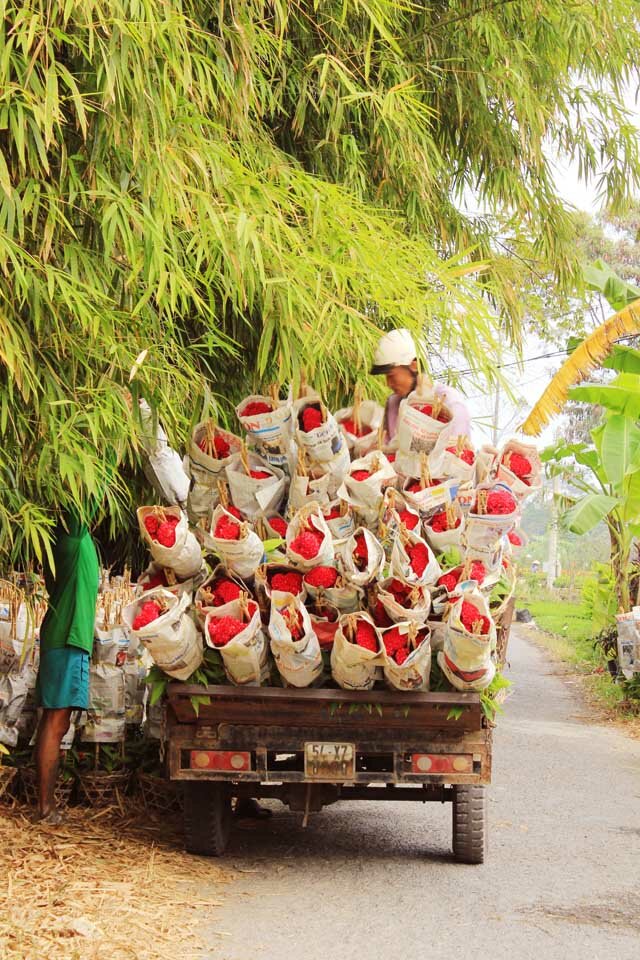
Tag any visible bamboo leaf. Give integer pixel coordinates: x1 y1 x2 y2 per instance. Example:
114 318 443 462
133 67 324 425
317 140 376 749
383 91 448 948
0 149 11 198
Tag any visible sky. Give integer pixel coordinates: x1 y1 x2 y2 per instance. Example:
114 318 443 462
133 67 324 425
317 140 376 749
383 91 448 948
462 90 640 451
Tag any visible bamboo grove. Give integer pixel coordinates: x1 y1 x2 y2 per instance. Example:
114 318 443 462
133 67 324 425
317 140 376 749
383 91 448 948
1 1 640 564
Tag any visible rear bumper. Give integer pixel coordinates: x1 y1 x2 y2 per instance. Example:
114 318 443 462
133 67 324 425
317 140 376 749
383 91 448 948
168 723 492 787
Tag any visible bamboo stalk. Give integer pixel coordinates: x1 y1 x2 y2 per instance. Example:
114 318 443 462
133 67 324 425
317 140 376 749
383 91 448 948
420 452 431 489
353 383 362 434
240 441 251 477
445 502 457 530
217 480 229 508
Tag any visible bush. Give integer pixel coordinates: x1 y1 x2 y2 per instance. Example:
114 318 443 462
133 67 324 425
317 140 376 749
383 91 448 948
581 563 617 633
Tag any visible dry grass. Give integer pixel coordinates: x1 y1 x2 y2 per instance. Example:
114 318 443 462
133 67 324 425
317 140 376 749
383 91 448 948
0 801 233 960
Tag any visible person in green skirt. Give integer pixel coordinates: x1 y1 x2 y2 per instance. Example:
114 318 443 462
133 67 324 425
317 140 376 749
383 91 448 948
34 509 100 822
32 391 190 823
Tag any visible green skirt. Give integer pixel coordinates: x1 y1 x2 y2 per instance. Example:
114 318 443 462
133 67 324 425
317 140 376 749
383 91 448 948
35 646 90 710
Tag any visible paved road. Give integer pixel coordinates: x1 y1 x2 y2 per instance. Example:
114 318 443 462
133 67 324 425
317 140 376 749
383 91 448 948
205 629 640 960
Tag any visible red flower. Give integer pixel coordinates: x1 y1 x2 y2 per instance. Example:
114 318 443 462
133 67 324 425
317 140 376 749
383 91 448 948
382 627 406 656
350 469 372 482
406 478 440 493
341 418 372 438
144 515 160 536
270 572 304 594
156 520 178 547
355 620 378 652
394 646 410 665
142 571 167 591
398 509 419 530
268 516 288 537
144 514 179 546
372 600 393 628
323 505 341 520
290 529 324 559
132 601 163 630
215 434 231 458
485 490 517 515
214 516 240 540
446 446 475 465
415 403 449 424
505 452 532 480
437 567 462 593
199 433 231 458
208 616 245 647
428 509 461 533
387 453 396 463
388 578 411 602
304 566 338 589
389 578 408 594
460 601 490 635
353 533 368 565
301 406 323 432
242 400 273 417
388 579 423 609
283 606 305 640
212 578 242 606
408 542 430 577
250 469 272 480
226 505 243 520
508 530 522 546
469 561 486 584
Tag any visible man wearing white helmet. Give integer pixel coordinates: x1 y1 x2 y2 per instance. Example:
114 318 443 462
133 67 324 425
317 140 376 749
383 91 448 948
370 328 419 441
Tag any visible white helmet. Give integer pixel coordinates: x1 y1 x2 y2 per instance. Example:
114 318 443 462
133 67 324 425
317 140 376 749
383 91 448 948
370 328 417 374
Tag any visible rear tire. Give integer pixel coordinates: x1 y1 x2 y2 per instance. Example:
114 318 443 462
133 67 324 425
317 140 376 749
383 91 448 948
183 781 232 857
452 784 486 864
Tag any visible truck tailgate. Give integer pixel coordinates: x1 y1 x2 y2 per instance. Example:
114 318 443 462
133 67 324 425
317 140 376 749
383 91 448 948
167 684 484 734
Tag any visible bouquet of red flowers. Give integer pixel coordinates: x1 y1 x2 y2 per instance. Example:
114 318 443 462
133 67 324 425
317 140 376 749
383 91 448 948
287 507 334 568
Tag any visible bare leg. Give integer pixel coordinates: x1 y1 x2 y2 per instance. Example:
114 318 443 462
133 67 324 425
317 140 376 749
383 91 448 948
34 708 72 818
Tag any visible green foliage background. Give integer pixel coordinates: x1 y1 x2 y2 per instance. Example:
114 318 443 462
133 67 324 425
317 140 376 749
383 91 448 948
2 0 640 565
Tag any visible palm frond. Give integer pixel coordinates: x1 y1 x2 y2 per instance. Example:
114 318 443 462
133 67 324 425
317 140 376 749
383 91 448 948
521 300 640 436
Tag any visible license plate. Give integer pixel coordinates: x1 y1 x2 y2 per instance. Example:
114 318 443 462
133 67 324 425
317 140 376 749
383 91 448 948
304 742 355 780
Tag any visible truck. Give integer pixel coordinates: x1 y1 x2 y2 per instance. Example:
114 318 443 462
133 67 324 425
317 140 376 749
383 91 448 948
167 682 490 863
165 599 513 865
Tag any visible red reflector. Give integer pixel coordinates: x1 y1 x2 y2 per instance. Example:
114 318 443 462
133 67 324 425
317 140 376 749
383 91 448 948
189 750 251 772
411 754 473 774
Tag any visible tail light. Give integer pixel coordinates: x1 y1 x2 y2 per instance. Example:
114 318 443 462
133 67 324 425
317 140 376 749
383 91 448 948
411 753 473 774
189 750 251 772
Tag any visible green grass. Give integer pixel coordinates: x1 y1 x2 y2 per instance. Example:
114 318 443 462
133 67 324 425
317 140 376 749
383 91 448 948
525 599 594 650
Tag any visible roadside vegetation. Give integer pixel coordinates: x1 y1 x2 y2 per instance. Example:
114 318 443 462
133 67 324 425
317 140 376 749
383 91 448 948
518 571 638 720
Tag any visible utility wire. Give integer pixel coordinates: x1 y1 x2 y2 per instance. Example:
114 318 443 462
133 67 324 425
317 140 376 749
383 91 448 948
430 333 639 381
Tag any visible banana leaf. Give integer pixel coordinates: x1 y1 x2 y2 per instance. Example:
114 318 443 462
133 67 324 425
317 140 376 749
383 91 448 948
563 494 620 535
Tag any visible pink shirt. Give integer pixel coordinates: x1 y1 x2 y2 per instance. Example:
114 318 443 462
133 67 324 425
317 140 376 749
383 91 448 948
384 384 472 443
384 393 403 441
